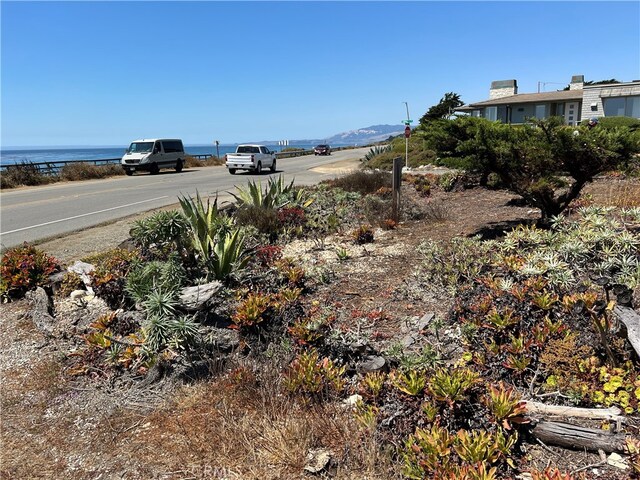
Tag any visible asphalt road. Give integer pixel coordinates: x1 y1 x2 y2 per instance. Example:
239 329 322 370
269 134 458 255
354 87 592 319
0 147 369 249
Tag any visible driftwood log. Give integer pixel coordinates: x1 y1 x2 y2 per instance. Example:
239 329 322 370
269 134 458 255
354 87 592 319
524 401 625 423
532 420 628 453
615 305 640 358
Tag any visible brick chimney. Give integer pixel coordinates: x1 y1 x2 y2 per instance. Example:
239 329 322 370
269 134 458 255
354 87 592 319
489 79 517 99
569 74 584 90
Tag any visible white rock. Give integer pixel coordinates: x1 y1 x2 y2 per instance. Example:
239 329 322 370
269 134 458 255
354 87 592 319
304 448 332 474
342 394 362 407
607 452 628 470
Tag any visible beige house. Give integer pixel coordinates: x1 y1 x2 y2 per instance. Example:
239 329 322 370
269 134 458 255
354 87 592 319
457 75 640 126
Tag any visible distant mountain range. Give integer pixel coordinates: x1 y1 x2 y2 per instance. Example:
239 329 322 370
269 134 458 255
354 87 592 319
254 124 406 146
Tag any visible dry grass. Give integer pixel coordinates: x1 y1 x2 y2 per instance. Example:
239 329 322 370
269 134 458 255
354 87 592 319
1 358 71 479
107 362 398 479
601 182 640 208
59 162 124 181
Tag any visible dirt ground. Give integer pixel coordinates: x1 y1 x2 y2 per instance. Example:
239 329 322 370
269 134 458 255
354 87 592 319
1 175 639 479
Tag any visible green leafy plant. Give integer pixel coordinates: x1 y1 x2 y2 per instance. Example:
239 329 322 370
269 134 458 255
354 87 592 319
283 348 346 397
390 370 427 396
232 292 272 328
335 247 350 261
402 424 454 478
0 243 59 299
454 429 500 464
360 371 386 399
483 383 527 428
429 368 479 406
363 145 392 163
354 400 378 432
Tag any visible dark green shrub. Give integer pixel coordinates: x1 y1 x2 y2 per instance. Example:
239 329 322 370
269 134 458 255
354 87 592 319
0 243 59 299
582 116 640 131
422 116 640 219
235 205 280 237
59 162 124 181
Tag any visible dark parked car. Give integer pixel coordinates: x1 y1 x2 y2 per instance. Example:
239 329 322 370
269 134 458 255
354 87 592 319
314 144 331 156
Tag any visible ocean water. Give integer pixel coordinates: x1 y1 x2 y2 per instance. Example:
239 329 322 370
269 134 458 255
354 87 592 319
0 143 327 166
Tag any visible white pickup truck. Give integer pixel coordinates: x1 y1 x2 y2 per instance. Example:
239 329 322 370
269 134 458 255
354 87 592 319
225 145 277 175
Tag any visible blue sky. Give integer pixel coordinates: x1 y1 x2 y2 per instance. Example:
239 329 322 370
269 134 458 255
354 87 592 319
2 1 639 147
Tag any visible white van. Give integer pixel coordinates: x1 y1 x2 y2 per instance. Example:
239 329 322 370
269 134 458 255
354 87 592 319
121 139 185 175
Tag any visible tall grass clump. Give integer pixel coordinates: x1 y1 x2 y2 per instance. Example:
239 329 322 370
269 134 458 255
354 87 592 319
0 162 56 189
324 170 392 195
184 155 224 168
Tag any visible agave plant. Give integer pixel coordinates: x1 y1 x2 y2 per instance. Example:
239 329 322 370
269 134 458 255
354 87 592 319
364 145 391 162
179 191 231 260
231 175 302 210
209 228 251 281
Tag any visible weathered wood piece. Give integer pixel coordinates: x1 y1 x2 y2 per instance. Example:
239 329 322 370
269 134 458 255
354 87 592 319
524 401 624 422
532 420 628 453
614 305 640 358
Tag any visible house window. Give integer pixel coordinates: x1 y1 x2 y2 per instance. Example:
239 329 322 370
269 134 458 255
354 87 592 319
485 107 497 121
550 103 565 116
603 96 640 118
535 104 547 119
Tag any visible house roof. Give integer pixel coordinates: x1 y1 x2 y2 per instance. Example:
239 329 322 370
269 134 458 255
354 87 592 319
457 90 583 111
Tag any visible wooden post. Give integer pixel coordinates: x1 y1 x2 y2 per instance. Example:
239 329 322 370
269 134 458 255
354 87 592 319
392 156 403 222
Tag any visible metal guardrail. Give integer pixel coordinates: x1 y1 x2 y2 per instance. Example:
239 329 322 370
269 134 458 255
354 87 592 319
0 146 358 176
